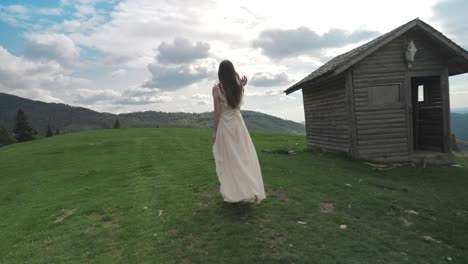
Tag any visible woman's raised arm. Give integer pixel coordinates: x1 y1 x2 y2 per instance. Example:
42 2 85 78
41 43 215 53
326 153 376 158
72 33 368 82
212 85 221 143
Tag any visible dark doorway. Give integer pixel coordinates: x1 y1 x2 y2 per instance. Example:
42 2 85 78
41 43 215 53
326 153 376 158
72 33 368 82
411 76 444 152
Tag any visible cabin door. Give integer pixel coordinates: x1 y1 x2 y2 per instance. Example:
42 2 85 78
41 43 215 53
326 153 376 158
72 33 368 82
410 76 444 152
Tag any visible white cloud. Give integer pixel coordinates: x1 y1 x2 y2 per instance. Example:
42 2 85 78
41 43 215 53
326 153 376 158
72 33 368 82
2 0 467 123
143 58 217 90
432 0 468 48
73 88 120 104
24 33 81 67
0 46 90 102
250 72 291 87
450 75 468 109
111 69 127 78
39 8 62 16
253 27 380 60
5 5 28 14
157 37 211 64
192 93 212 106
192 94 211 100
116 88 172 105
245 88 283 96
0 4 29 27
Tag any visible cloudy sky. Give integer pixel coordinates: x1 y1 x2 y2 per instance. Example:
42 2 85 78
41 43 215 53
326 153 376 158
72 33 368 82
0 0 467 122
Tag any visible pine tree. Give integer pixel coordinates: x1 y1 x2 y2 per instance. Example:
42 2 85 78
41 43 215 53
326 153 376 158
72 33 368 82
0 126 16 147
113 118 121 129
13 109 35 142
46 124 54 137
56 128 60 135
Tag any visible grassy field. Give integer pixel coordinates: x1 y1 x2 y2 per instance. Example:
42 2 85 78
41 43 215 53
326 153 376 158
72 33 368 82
0 128 467 264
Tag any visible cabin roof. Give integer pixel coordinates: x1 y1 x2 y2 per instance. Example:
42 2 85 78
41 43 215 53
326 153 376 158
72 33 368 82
285 18 468 95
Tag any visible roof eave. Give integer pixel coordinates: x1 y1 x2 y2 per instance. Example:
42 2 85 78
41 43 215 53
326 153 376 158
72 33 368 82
284 71 340 95
332 20 420 77
284 18 468 94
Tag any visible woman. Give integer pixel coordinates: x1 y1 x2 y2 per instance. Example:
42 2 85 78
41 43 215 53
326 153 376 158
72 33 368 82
212 60 266 203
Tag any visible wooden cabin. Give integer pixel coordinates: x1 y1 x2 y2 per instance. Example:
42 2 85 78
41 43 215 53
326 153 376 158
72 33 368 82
285 19 468 163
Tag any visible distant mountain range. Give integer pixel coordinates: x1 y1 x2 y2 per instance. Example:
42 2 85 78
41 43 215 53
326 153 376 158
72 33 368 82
452 113 468 141
1 92 466 142
0 93 305 136
452 108 468 114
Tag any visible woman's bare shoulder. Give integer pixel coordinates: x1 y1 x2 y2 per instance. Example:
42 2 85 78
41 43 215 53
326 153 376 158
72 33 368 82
212 83 219 95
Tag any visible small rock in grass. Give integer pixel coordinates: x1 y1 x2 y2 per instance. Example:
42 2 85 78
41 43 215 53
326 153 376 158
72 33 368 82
339 224 347 230
158 209 163 216
345 184 352 187
297 221 307 225
153 233 157 237
405 210 419 215
399 217 413 227
143 206 148 210
289 244 293 247
423 235 442 243
451 164 462 168
447 257 452 261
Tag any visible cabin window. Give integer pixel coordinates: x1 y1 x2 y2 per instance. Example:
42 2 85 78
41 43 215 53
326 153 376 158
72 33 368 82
368 83 401 106
418 85 425 102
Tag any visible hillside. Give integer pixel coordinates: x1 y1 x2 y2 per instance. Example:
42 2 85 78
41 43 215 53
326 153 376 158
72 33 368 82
456 139 468 152
451 113 468 141
0 128 467 263
0 92 305 136
119 110 305 135
452 108 468 114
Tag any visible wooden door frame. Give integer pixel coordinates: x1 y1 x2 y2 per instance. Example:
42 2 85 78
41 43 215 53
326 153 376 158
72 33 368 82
405 70 448 155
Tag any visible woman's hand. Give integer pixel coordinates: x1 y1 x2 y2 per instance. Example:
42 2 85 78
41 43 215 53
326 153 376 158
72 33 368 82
240 75 248 86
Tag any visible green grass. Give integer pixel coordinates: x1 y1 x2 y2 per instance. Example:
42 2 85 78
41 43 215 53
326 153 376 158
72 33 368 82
0 128 467 264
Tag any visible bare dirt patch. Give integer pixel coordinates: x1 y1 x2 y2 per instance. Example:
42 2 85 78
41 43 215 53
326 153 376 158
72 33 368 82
319 202 335 213
83 211 123 232
265 187 288 203
101 212 123 228
195 188 218 198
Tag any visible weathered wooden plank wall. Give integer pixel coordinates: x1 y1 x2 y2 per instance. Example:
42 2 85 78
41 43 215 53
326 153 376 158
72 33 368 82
407 29 447 72
353 36 408 162
302 76 350 152
352 29 447 162
301 27 452 162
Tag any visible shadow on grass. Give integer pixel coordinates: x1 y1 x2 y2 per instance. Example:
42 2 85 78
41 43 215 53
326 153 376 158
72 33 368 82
208 201 270 227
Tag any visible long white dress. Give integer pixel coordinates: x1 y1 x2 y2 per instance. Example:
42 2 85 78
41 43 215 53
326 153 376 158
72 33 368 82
212 84 266 203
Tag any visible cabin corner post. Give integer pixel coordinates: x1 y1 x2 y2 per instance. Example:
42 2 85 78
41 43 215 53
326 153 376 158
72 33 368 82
345 70 359 158
405 71 414 158
441 67 451 153
301 89 309 147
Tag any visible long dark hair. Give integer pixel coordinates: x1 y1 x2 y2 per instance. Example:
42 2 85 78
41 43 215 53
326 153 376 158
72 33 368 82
218 60 243 108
